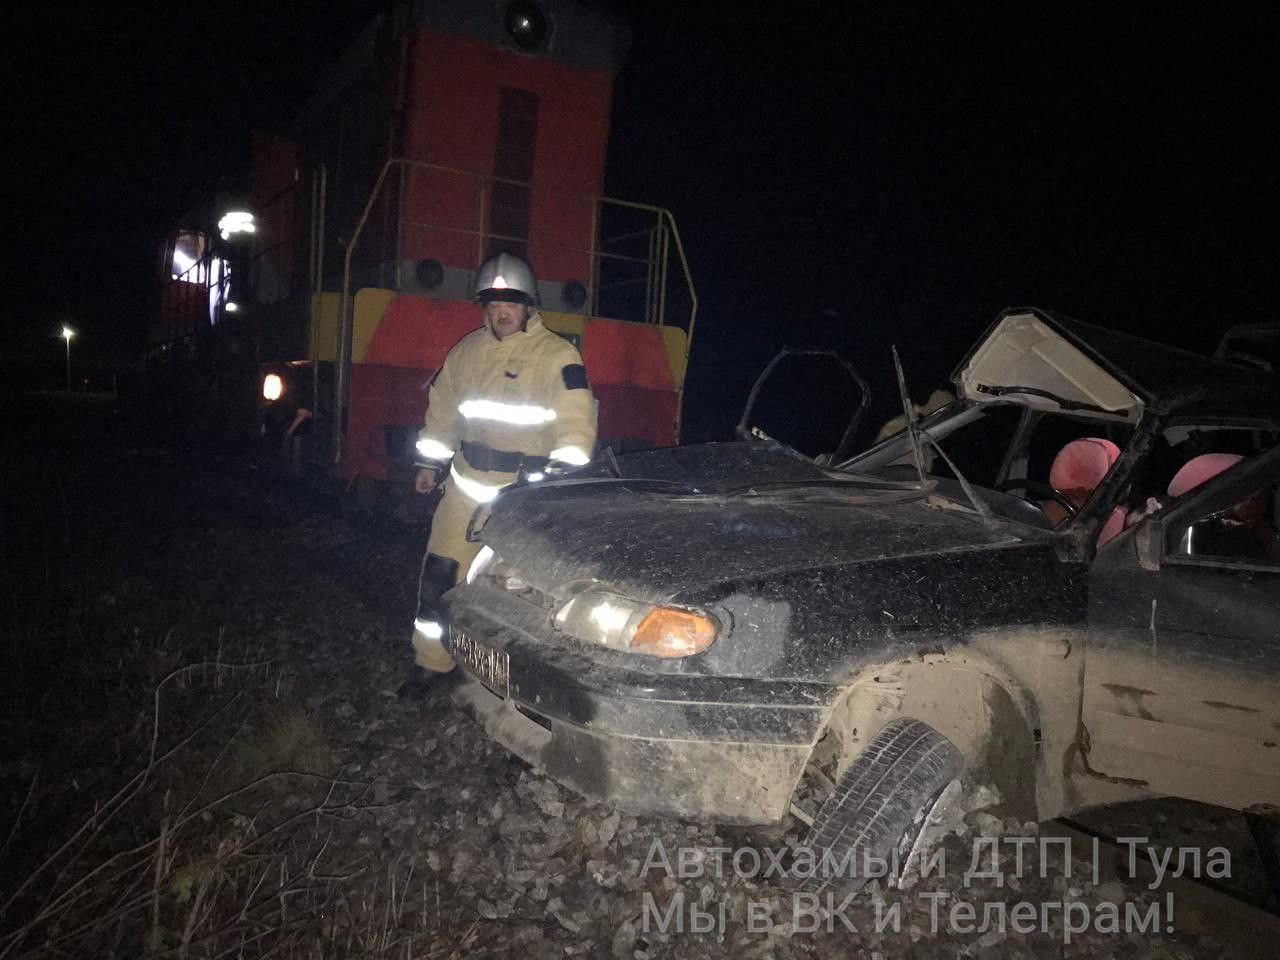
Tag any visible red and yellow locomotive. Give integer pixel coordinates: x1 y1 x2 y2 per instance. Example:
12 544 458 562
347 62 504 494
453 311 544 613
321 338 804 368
152 0 695 487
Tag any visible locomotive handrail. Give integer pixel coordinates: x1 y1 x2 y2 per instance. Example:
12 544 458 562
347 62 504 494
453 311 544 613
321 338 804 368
335 159 400 465
335 157 698 466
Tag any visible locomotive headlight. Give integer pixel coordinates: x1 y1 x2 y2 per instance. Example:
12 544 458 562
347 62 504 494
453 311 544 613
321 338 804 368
218 210 256 241
262 373 284 401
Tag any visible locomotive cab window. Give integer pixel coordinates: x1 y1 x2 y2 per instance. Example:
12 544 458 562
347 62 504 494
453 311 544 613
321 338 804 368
169 230 208 280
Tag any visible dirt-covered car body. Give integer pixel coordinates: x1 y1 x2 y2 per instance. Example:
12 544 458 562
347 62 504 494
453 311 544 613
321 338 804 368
442 308 1280 826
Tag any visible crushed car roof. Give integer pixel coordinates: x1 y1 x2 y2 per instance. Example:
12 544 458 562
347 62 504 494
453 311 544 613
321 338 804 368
955 308 1280 422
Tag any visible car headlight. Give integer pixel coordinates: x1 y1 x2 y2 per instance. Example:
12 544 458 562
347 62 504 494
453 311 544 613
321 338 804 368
554 589 719 658
262 373 283 401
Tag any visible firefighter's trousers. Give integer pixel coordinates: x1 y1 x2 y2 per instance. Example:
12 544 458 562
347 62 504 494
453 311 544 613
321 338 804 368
411 481 487 673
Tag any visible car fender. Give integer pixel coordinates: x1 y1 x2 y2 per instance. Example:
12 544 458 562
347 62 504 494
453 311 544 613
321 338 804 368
813 646 1043 819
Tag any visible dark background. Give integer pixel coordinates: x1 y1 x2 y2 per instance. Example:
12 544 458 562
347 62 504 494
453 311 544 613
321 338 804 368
6 1 1279 442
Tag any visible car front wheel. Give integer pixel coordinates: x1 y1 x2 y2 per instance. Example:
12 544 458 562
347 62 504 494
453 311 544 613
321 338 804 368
800 717 965 895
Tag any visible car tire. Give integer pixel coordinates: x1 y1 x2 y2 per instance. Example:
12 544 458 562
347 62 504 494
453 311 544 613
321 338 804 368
800 717 964 895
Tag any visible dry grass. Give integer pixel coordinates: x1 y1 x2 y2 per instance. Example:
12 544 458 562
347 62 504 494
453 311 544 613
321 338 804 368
0 644 449 959
0 445 477 958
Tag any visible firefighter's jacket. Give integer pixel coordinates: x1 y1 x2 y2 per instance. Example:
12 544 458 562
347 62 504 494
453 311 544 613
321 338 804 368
415 311 596 503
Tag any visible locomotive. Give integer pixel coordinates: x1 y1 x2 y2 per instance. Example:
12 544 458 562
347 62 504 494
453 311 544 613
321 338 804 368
151 0 696 493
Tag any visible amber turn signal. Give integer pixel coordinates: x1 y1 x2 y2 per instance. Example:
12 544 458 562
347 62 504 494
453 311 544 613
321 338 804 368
629 607 718 658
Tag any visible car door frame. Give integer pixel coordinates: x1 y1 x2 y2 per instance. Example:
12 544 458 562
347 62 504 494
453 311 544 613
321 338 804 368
1082 442 1280 812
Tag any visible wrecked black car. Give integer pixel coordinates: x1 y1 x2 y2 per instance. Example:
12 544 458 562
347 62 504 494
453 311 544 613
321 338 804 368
442 308 1280 879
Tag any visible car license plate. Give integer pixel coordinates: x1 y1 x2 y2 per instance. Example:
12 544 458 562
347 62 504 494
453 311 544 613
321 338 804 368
451 627 509 696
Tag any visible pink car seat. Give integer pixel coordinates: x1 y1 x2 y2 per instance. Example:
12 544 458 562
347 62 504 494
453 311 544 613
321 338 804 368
1167 453 1244 498
1048 437 1126 545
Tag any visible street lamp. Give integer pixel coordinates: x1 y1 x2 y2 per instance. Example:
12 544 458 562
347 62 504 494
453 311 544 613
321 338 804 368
61 326 74 391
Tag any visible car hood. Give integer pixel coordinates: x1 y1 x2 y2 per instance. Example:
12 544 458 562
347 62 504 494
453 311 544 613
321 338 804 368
478 442 1029 603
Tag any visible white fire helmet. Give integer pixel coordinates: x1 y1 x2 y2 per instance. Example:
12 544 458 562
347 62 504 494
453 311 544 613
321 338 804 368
475 252 537 305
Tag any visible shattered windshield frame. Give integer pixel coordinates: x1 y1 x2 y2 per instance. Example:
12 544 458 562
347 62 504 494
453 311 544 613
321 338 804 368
835 399 1147 538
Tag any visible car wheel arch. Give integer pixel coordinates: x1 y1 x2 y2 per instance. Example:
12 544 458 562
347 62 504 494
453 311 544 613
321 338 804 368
809 649 1042 821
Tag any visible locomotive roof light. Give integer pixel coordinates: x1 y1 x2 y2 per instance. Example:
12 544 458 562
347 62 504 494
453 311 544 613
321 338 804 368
217 210 256 241
503 1 548 51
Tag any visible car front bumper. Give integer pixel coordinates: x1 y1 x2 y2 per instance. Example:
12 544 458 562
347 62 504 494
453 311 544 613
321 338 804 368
443 584 833 824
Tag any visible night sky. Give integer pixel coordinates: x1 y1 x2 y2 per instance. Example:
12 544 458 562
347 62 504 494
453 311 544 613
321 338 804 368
8 1 1280 440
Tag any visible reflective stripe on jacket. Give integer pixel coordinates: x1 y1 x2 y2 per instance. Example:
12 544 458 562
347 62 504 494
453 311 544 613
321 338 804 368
415 311 595 496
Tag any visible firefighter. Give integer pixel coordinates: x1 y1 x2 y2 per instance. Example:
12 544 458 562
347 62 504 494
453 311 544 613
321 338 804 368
403 252 596 695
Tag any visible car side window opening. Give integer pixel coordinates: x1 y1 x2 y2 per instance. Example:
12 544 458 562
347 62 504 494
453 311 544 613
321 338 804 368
1166 477 1280 569
1125 426 1280 526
